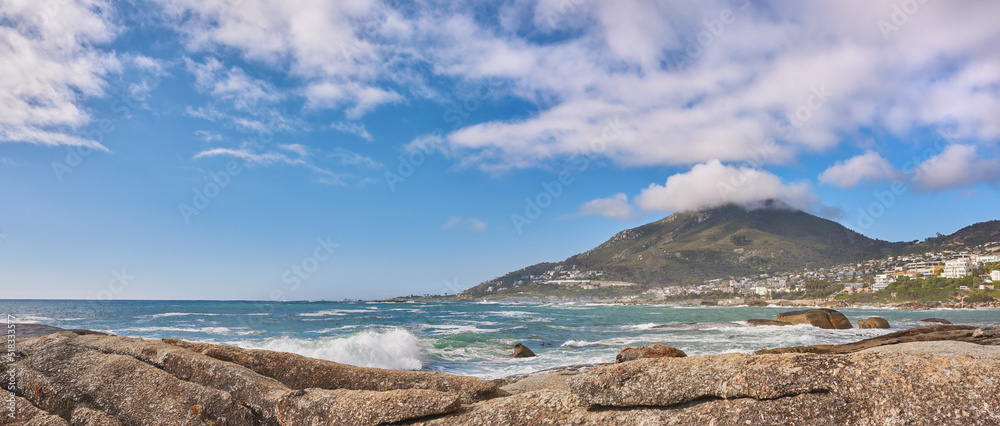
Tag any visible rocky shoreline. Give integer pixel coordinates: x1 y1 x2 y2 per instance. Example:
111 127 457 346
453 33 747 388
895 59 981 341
5 323 999 425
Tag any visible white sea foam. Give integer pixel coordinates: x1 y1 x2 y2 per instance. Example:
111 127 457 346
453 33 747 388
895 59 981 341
420 324 499 335
115 326 256 335
237 328 424 370
485 311 534 318
625 323 661 330
307 325 359 334
561 339 599 347
147 312 221 319
14 315 53 324
298 309 376 317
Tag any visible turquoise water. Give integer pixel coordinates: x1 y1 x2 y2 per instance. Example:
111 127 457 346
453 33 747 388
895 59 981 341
2 300 997 379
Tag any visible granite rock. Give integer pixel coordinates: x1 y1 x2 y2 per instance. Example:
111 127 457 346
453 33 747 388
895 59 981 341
615 344 686 363
775 308 852 329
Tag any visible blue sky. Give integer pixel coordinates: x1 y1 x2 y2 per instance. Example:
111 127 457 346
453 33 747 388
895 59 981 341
1 0 998 300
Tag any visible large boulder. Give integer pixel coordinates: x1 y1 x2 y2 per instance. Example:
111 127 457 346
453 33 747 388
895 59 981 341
615 344 686 363
858 317 890 329
774 308 852 329
14 332 483 425
561 351 1000 424
513 343 536 358
165 338 498 403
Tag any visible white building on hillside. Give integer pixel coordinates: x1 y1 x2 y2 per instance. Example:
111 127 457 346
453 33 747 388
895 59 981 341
942 258 973 279
873 274 895 291
991 270 1000 281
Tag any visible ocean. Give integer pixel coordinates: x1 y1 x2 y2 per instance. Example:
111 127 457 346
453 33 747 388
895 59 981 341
3 300 997 379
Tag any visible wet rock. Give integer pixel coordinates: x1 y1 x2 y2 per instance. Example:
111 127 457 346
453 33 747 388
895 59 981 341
858 317 890 329
746 319 792 327
920 318 952 324
615 344 686 363
164 338 499 403
775 308 852 329
8 323 108 338
512 343 536 358
758 325 978 355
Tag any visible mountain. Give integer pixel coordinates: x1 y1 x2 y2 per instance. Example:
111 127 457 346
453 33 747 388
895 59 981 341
909 220 1000 251
464 201 908 295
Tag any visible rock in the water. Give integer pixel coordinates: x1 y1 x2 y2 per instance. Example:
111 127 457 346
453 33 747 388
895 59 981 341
898 302 930 309
513 343 536 358
746 319 792 327
920 318 952 324
774 308 852 329
858 317 890 329
615 344 686 363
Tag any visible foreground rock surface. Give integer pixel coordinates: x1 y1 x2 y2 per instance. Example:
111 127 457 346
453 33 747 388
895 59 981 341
164 339 499 403
11 332 484 425
10 325 1000 425
775 308 852 329
415 336 1000 425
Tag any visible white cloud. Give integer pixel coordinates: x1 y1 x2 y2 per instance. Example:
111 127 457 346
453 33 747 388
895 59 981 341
185 57 282 110
279 143 308 157
152 1 1000 173
194 146 340 180
0 0 121 150
442 216 487 231
329 148 382 169
331 121 374 142
819 151 903 188
156 0 411 117
913 144 1000 191
194 130 223 142
635 160 819 213
575 193 634 220
413 1 1000 171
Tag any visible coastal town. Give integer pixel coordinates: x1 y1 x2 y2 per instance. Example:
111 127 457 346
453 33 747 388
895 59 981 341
466 241 1000 301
